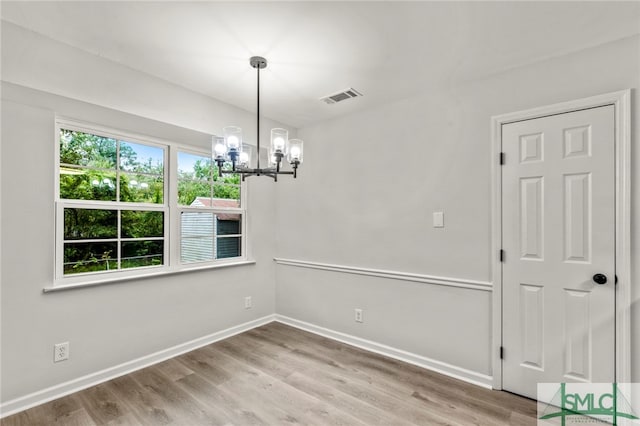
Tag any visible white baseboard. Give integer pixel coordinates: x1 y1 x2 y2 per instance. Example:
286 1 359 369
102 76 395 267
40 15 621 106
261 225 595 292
1 312 493 418
0 314 276 419
274 314 493 389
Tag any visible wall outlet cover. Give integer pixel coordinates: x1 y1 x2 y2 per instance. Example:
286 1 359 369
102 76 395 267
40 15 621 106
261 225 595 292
355 308 363 323
54 342 69 362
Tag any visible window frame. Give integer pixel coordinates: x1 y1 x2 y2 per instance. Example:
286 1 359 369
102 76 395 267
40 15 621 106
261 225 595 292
54 118 248 288
172 146 247 265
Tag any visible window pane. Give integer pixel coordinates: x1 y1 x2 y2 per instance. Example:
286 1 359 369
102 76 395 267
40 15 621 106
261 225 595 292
216 216 241 235
121 241 164 269
64 208 117 240
120 141 164 173
178 152 211 181
213 166 240 203
119 173 163 203
178 179 212 206
181 212 214 237
213 183 240 201
63 242 117 275
121 211 164 238
181 211 214 263
181 237 214 263
216 237 241 259
60 129 117 168
60 169 117 201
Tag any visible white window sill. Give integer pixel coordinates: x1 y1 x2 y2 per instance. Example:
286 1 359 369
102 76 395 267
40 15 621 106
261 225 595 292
43 260 256 293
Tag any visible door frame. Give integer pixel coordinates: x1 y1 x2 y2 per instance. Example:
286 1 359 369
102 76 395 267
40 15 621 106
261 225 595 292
490 90 631 390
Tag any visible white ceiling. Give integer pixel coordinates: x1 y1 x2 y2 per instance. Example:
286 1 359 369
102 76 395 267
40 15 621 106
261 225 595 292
2 1 639 128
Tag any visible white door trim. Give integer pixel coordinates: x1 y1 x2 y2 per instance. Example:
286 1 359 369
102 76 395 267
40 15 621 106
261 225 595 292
490 90 631 390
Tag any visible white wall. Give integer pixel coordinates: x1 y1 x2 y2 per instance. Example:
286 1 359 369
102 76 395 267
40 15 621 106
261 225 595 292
1 16 639 411
0 22 293 404
275 35 640 381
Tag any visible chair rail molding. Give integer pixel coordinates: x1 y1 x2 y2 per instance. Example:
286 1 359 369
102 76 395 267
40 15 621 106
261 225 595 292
273 258 493 292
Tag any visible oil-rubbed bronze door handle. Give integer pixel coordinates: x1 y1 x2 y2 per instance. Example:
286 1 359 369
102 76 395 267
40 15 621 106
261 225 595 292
592 274 607 285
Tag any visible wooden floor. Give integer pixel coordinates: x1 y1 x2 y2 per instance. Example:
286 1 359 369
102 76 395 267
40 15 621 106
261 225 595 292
1 322 537 425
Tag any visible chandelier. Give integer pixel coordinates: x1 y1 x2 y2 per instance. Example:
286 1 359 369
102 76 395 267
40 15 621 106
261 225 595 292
212 56 303 181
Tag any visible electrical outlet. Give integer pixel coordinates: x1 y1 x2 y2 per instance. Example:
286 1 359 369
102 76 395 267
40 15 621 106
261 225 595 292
244 296 252 309
54 342 69 362
355 308 363 323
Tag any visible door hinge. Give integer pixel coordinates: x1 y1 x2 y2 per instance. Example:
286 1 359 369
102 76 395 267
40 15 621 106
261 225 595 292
500 152 505 165
499 249 505 262
500 346 504 359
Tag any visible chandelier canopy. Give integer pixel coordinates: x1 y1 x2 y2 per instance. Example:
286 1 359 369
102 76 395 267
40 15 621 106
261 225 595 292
212 56 303 181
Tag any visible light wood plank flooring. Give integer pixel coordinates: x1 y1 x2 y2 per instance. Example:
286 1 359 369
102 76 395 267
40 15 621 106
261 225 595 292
1 322 537 425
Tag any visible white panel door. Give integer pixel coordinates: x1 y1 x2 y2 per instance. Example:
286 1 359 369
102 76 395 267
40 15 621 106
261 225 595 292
502 105 615 400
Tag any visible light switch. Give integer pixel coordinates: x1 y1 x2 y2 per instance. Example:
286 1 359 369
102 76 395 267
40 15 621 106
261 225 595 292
433 211 444 228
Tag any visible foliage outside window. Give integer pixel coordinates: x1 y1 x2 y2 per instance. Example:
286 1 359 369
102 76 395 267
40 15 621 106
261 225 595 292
58 127 166 276
177 151 243 263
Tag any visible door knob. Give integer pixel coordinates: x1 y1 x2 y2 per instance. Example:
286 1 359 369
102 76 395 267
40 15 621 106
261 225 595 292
592 274 608 285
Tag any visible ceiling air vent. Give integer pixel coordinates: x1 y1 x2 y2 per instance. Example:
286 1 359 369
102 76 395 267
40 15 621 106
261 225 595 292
321 88 362 105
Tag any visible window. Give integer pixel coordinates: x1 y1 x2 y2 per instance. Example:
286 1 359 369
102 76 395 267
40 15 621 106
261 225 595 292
56 120 246 285
58 125 167 278
177 150 243 264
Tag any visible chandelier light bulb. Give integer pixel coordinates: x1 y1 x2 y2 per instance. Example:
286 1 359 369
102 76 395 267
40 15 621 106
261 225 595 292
290 146 301 159
214 141 226 157
227 135 239 150
223 126 243 154
270 128 289 156
288 139 304 164
273 136 285 151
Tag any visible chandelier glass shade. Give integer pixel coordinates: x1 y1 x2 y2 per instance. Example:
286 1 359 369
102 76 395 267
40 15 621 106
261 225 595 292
212 56 303 181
